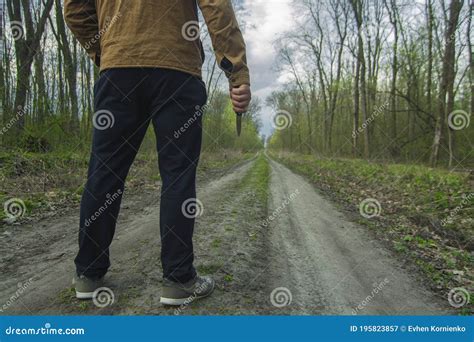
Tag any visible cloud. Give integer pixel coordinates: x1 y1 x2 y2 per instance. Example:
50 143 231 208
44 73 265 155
242 0 295 137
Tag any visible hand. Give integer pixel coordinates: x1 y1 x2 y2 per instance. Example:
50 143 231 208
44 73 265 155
230 84 251 113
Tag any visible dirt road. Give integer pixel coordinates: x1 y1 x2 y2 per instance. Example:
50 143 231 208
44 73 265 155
0 155 450 315
266 159 449 315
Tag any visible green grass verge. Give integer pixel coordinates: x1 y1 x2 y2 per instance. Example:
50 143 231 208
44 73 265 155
0 149 256 223
240 153 270 206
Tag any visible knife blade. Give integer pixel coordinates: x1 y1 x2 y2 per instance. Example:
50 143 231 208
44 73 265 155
236 112 243 137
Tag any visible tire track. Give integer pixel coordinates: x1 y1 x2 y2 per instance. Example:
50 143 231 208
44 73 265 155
266 158 450 315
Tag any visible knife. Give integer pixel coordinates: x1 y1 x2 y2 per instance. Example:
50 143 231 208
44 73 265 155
236 112 243 137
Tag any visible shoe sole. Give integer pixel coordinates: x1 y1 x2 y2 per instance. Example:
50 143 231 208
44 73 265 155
75 291 95 299
72 277 103 300
160 283 215 306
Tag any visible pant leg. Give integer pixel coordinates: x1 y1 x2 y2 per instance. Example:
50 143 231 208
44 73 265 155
148 69 208 283
75 69 150 279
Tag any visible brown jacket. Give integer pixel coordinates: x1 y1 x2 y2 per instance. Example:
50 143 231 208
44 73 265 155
64 0 250 87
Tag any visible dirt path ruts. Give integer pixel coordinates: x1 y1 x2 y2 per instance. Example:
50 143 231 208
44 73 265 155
266 158 450 315
0 155 451 315
0 158 259 315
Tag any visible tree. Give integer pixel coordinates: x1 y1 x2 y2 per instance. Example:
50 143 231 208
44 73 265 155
430 0 463 167
350 0 370 158
7 0 54 133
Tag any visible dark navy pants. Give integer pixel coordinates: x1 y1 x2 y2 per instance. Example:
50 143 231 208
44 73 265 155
75 68 207 283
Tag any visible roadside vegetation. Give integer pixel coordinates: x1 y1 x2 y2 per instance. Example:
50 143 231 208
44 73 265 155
0 147 258 225
271 151 473 314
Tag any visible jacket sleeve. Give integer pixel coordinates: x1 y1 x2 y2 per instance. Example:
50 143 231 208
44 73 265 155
197 0 250 87
63 0 100 67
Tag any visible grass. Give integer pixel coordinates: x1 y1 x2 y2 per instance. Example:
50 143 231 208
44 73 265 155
0 148 256 223
223 274 234 282
271 152 473 244
211 238 221 248
194 152 269 291
240 152 270 206
196 264 221 275
271 151 473 313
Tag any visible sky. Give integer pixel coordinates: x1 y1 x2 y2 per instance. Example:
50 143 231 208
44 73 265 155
240 0 296 139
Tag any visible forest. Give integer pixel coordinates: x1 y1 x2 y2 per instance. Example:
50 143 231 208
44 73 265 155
0 0 472 317
1 1 472 168
268 0 472 169
1 0 263 155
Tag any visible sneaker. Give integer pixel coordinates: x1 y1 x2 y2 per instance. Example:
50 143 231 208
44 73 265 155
160 275 215 306
73 274 104 299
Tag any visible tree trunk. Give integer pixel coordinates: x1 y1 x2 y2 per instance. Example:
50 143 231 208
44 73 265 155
54 0 79 132
351 0 369 158
7 0 54 135
430 0 463 167
385 0 399 158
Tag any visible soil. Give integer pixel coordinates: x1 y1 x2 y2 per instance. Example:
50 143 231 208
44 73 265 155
0 156 451 315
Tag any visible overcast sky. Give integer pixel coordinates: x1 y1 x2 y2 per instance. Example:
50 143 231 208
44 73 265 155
240 0 295 138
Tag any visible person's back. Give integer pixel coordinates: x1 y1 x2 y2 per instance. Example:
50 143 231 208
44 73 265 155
65 0 250 88
64 0 251 306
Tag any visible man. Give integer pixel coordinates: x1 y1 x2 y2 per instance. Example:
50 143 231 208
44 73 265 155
64 0 251 306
